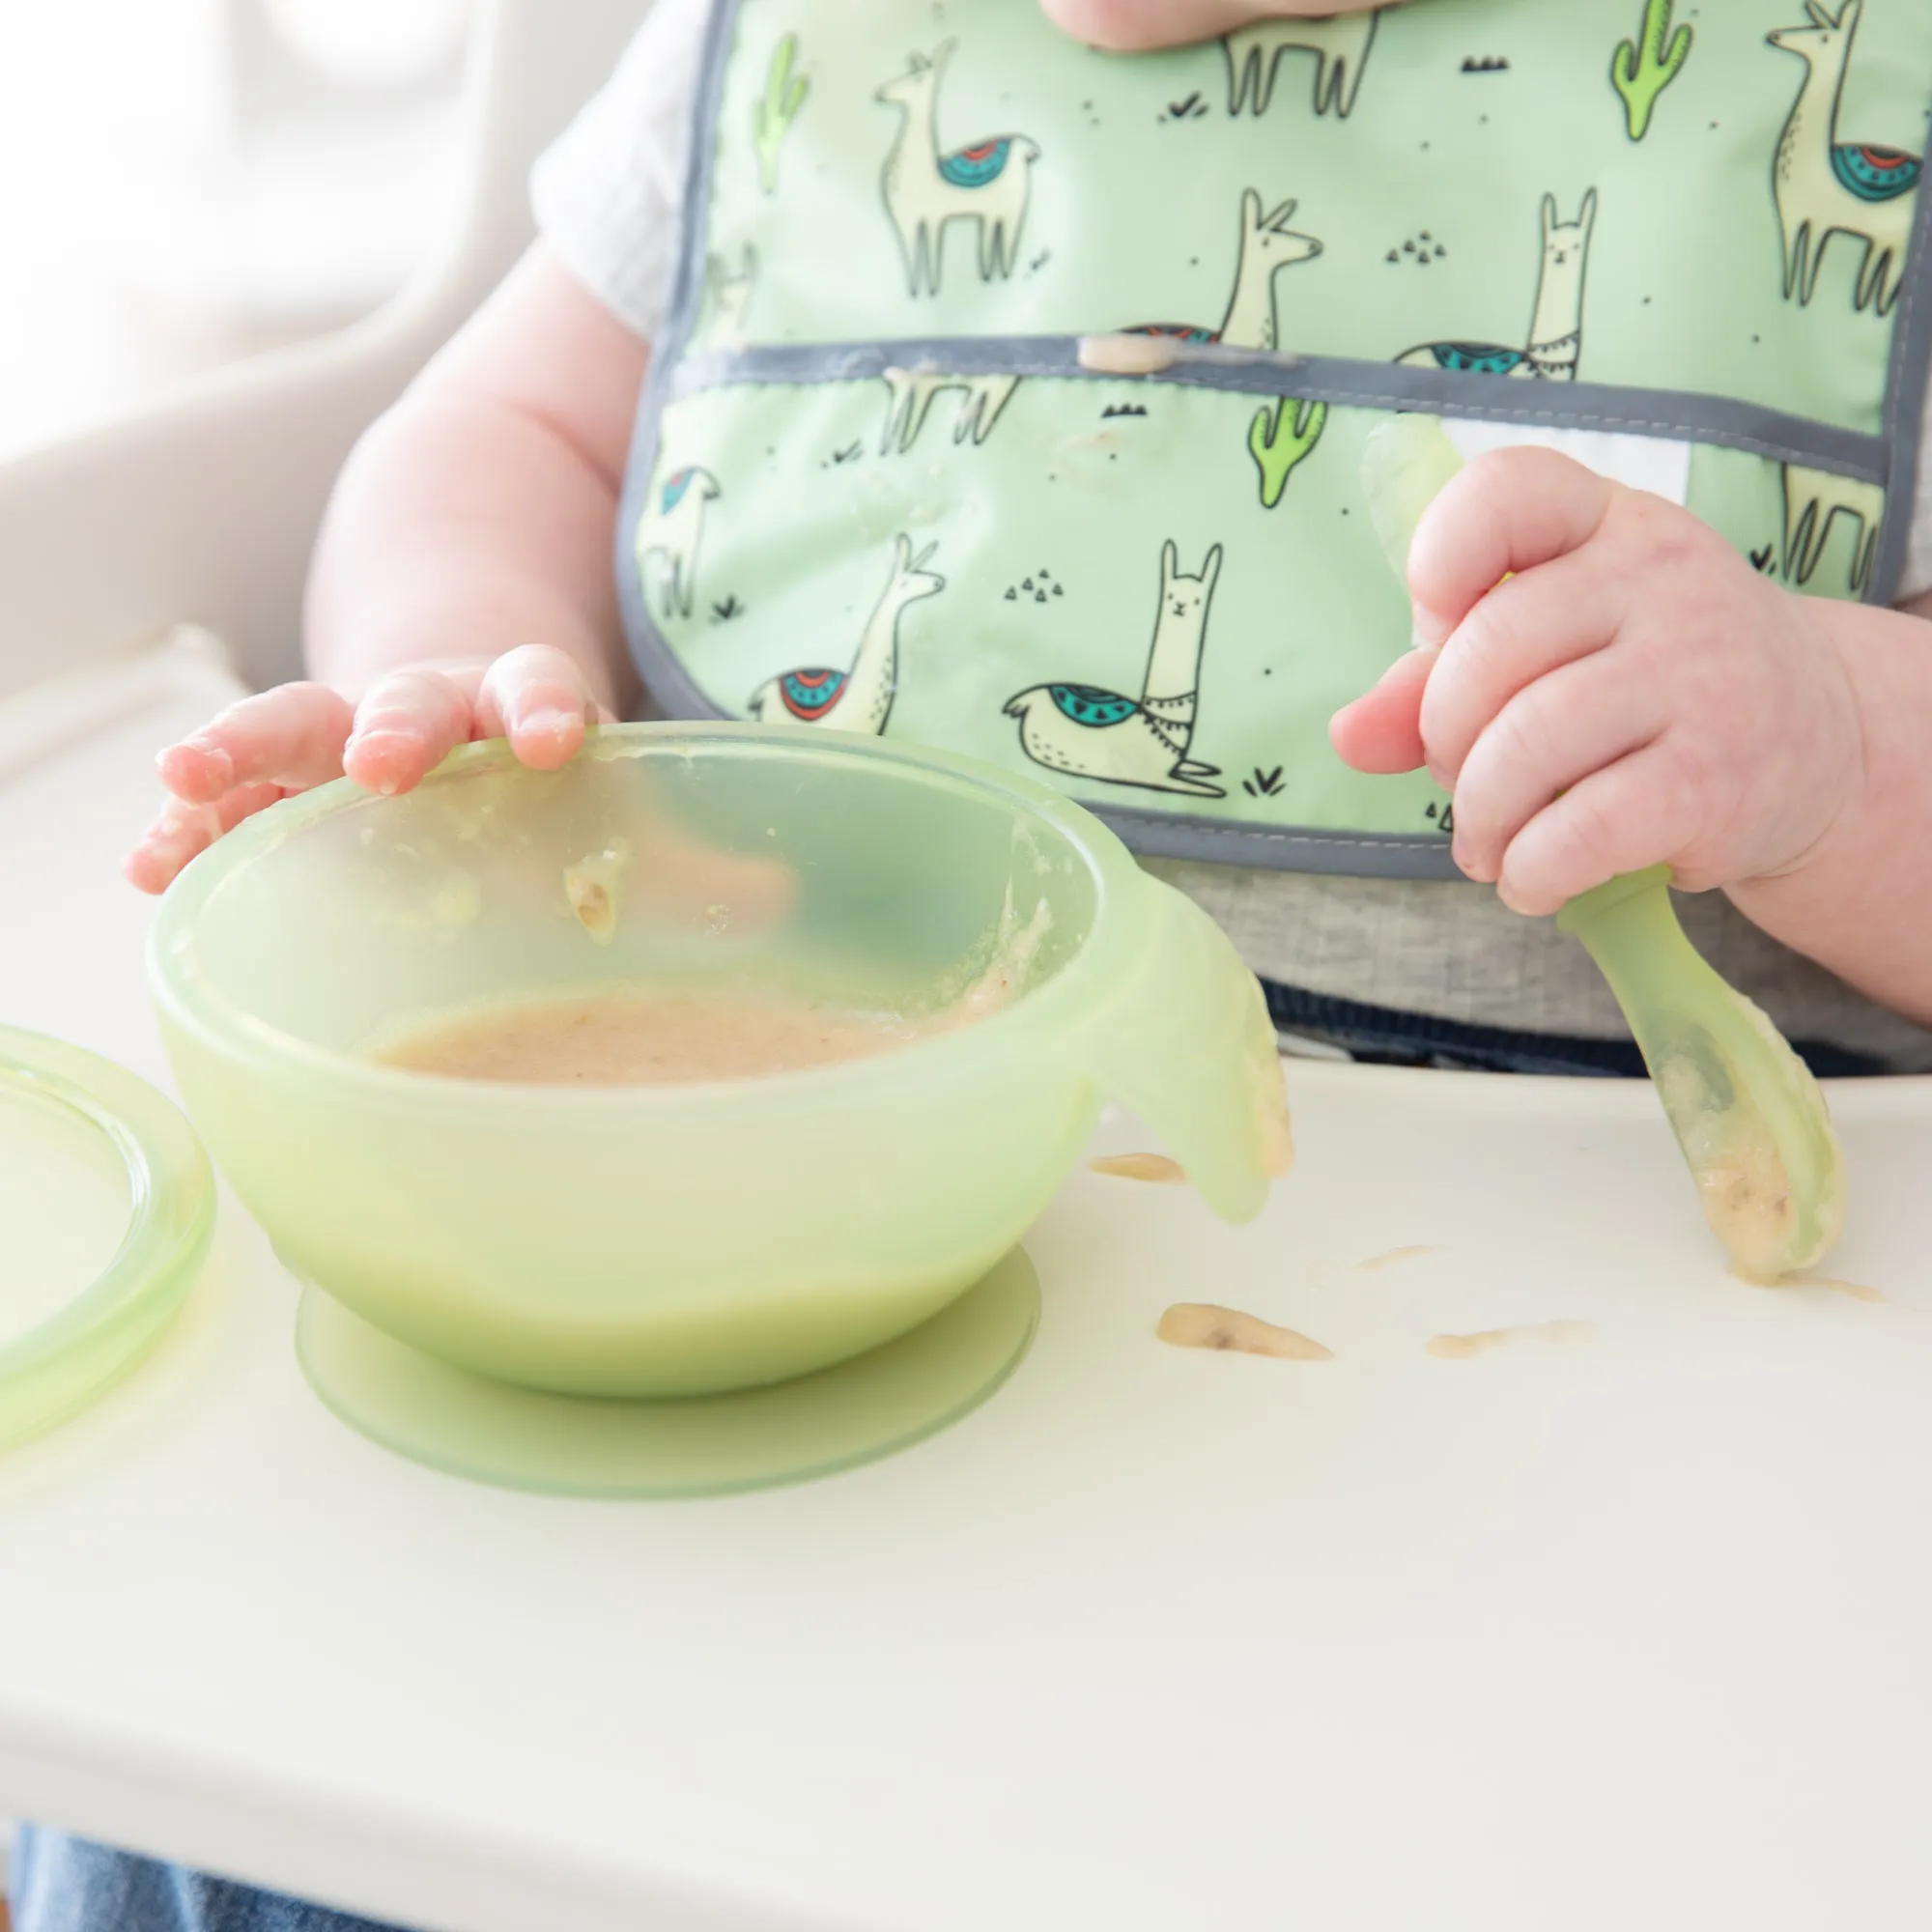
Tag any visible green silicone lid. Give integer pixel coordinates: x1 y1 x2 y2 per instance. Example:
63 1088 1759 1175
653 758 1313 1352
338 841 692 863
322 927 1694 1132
0 1026 214 1450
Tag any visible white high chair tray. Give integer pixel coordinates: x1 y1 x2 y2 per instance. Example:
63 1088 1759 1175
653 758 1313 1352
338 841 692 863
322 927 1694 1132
2 652 1930 1932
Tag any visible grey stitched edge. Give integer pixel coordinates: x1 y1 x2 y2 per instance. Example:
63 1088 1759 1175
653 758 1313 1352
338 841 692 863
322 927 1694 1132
1872 156 1932 603
611 0 741 679
670 339 1893 483
607 590 1464 876
1086 809 1463 878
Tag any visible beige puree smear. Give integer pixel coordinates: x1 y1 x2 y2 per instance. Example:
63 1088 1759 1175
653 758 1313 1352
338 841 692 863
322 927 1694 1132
1158 1304 1333 1362
1426 1321 1595 1360
1091 1152 1188 1185
1356 1244 1438 1272
1077 332 1184 376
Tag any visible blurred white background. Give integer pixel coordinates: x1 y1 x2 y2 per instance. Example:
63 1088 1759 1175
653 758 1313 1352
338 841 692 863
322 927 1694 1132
0 9 482 1907
0 0 474 460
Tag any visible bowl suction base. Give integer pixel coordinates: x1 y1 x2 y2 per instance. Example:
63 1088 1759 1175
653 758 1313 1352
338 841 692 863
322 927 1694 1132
294 1251 1039 1499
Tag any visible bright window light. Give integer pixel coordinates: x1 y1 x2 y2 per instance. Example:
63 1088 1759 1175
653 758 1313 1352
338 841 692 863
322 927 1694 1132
261 0 469 90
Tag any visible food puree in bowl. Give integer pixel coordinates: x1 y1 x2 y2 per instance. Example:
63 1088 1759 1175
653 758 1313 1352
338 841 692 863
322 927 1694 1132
371 882 1054 1089
376 991 932 1087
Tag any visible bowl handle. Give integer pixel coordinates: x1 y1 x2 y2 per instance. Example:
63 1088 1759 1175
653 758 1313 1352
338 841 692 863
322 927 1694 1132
1065 878 1292 1224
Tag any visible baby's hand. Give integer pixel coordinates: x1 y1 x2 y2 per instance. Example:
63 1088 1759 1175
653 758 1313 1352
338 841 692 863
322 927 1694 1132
1330 448 1866 916
1040 0 1378 50
125 644 608 895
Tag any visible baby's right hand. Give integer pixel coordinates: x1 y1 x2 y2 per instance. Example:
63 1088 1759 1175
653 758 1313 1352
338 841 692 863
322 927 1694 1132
125 644 609 895
1040 0 1381 49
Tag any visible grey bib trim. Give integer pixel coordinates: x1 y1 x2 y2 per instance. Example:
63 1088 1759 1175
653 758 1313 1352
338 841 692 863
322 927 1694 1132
671 338 1893 487
1087 808 1463 879
1872 162 1932 598
619 582 1463 876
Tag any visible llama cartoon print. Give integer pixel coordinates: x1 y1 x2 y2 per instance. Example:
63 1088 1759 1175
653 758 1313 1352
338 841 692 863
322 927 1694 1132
1224 12 1380 119
878 368 1021 455
1782 462 1884 594
636 467 720 621
749 535 946 735
1398 191 1597 379
1769 0 1920 315
877 43 1041 298
1127 189 1322 353
1005 542 1227 799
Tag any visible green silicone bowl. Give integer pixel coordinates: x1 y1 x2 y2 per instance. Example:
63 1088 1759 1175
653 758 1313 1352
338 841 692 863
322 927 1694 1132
149 725 1287 1399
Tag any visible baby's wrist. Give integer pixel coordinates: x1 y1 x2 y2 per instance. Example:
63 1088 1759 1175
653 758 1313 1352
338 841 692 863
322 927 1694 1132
1727 596 1894 902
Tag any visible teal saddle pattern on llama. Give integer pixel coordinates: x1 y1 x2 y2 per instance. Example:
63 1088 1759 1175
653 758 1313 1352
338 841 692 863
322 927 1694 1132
1833 142 1922 200
616 0 1932 877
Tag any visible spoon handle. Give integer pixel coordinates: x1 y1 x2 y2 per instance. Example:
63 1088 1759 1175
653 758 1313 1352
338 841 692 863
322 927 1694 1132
1361 417 1846 1277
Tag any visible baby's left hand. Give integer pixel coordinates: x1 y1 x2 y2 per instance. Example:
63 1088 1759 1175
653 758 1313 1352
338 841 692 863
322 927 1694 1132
1330 446 1867 916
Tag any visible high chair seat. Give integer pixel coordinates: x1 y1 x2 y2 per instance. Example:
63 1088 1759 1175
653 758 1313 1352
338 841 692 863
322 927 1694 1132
4 7 1932 1928
0 0 646 708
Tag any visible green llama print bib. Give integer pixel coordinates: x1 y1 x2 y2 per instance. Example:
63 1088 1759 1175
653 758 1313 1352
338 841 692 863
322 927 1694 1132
618 0 1932 877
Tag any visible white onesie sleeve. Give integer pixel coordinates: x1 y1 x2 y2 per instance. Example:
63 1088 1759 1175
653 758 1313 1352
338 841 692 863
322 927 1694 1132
528 0 711 343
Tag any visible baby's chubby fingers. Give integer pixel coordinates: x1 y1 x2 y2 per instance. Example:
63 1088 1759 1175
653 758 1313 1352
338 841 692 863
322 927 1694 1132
473 643 609 771
1328 645 1435 774
157 682 354 805
1448 648 1666 883
1334 449 1623 781
1492 745 1699 916
1414 542 1634 787
341 668 476 796
125 781 287 895
1406 446 1615 648
1332 549 1628 785
1038 0 1275 50
138 682 351 895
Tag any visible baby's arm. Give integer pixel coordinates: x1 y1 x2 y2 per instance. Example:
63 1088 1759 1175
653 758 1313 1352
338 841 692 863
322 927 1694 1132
1332 451 1932 1027
1729 593 1932 1025
127 244 647 893
1041 0 1379 52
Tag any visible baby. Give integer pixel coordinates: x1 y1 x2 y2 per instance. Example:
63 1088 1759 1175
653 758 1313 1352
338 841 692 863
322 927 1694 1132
42 0 1932 1913
121 0 1932 1086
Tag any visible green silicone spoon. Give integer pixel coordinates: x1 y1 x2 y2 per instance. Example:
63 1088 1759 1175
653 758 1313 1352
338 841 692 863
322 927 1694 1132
1359 413 1846 1279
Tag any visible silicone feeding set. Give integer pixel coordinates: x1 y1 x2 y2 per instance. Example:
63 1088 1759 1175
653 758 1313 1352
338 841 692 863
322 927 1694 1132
144 725 1290 1495
13 681 1843 1482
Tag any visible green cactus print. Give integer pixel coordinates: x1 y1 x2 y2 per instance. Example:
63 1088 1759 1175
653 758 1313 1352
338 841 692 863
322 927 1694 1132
753 34 809 194
1610 0 1692 141
1248 397 1327 508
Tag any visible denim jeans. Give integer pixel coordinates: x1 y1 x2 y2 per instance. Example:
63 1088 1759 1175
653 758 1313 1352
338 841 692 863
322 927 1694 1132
10 1828 402 1932
1258 980 1890 1079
